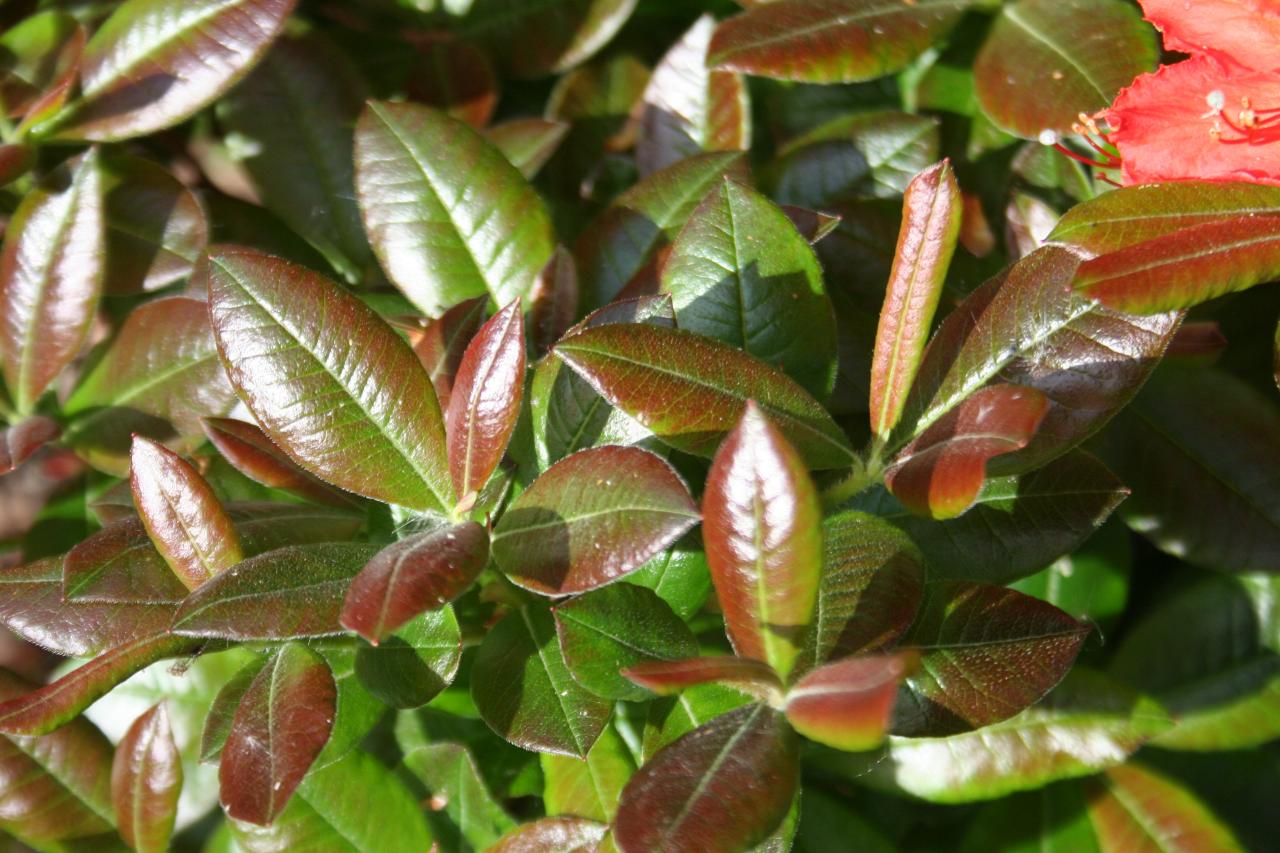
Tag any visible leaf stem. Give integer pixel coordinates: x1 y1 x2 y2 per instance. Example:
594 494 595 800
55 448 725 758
819 453 883 511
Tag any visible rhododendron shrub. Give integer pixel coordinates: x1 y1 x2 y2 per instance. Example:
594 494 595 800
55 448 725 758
0 1 1276 851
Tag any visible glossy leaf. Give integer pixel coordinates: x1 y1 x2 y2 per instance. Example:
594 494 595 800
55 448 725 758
402 742 513 849
0 148 103 414
354 608 460 709
459 0 638 78
1075 216 1280 314
341 521 487 644
218 32 371 280
200 656 267 764
892 245 1179 472
1011 521 1132 629
0 633 197 736
130 436 242 591
622 656 784 705
492 817 608 853
203 247 452 511
407 297 485 410
626 543 713 621
637 15 751 176
870 160 961 439
406 35 497 128
64 296 237 476
471 607 612 757
542 723 635 823
708 0 970 84
486 118 571 179
614 703 798 853
1085 764 1244 853
784 654 910 752
973 0 1157 137
493 446 699 595
704 403 822 679
0 669 114 845
173 542 380 640
201 417 354 508
1095 367 1280 573
840 670 1170 804
884 384 1050 520
103 154 208 295
220 643 336 826
556 323 856 468
52 0 297 141
0 416 60 474
865 450 1128 585
798 511 925 672
355 101 555 314
554 583 698 701
446 300 525 499
895 581 1089 735
112 703 181 853
662 178 837 397
576 151 748 306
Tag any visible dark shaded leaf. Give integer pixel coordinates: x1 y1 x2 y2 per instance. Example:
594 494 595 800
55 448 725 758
103 154 208 294
622 656 783 705
459 0 637 78
408 295 488 410
958 784 1099 853
709 0 970 84
1085 764 1243 852
112 703 181 853
354 608 461 708
615 703 798 853
870 160 961 439
446 300 525 500
220 643 335 826
173 542 380 640
406 34 496 128
637 14 751 176
341 521 487 644
486 118 571 179
556 323 856 468
52 0 297 141
130 436 242 590
218 32 371 281
493 446 699 595
355 101 555 314
0 11 80 116
203 247 452 511
662 178 836 397
530 247 579 354
0 149 103 414
784 654 910 752
471 607 612 757
973 0 1157 137
201 417 356 508
895 581 1089 735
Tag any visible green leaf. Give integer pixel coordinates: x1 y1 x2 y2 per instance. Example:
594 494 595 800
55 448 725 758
641 683 752 759
50 0 297 141
0 148 103 414
1095 366 1280 573
202 247 452 512
896 581 1089 735
870 160 961 439
1011 520 1132 627
1085 764 1244 852
575 151 748 306
973 0 1157 138
457 0 638 78
111 704 181 853
708 0 970 84
555 323 856 468
64 296 237 476
662 178 837 397
354 101 555 314
626 543 712 621
0 669 114 846
615 703 798 852
354 608 462 709
102 154 208 295
861 450 1128 584
542 723 635 822
493 446 699 595
798 511 924 673
828 670 1171 803
959 783 1100 853
220 643 335 826
0 11 81 116
402 742 514 849
232 748 433 852
218 32 372 281
554 583 699 701
637 14 751 176
795 789 895 853
471 607 612 757
173 543 380 640
704 403 822 680
486 118 570 179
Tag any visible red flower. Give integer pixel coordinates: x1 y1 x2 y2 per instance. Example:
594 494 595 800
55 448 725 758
1140 0 1280 72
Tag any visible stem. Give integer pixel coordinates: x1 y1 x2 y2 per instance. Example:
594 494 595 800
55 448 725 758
820 453 884 512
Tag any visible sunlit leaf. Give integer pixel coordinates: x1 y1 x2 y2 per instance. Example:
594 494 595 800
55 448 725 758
622 656 784 705
408 295 488 411
457 0 638 78
542 723 635 822
784 654 910 752
1085 764 1244 852
201 418 356 508
112 703 181 853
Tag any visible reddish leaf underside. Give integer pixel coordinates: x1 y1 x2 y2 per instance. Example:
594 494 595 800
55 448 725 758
703 402 822 681
0 416 60 473
529 247 579 354
219 643 336 826
340 521 489 644
622 656 783 704
885 385 1050 520
201 417 355 508
1085 763 1245 852
112 703 181 853
784 653 912 752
